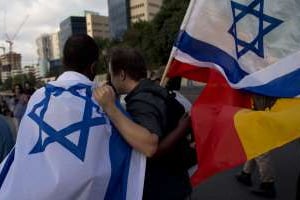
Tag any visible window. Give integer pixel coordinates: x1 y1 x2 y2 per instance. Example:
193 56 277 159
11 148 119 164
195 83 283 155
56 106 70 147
131 3 145 10
149 3 160 8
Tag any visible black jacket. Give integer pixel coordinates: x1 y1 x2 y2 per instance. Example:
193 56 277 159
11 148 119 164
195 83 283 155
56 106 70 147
125 79 192 200
125 79 168 138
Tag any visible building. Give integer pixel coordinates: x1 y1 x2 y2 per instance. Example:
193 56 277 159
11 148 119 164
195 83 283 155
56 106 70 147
23 65 36 75
48 59 62 77
36 31 62 77
130 0 162 23
0 52 21 71
50 32 60 60
36 34 52 77
59 16 87 53
108 0 130 40
36 34 52 60
11 68 23 77
33 65 42 80
1 64 11 82
22 65 40 81
86 12 110 39
0 52 22 81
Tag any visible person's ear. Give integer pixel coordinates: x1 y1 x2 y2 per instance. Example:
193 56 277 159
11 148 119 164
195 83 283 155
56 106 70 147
120 69 126 81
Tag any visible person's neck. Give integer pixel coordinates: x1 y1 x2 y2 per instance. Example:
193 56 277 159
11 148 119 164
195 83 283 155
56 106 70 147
83 72 94 81
74 70 94 81
63 67 94 81
125 79 140 94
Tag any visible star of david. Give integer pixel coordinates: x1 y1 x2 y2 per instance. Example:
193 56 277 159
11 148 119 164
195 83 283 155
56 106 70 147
228 0 283 59
28 84 106 161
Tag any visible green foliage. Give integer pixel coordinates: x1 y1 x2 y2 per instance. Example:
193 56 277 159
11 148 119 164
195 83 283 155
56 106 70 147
27 72 37 86
94 37 114 74
46 66 63 78
13 74 37 88
2 77 13 91
88 0 190 74
151 0 190 65
13 74 26 86
112 0 190 70
1 73 37 91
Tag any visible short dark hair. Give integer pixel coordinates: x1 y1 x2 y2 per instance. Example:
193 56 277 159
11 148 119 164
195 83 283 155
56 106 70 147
12 84 23 93
109 48 147 81
63 34 99 72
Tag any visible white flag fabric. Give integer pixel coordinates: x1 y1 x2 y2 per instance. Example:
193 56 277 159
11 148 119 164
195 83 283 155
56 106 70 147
169 0 300 97
0 72 145 200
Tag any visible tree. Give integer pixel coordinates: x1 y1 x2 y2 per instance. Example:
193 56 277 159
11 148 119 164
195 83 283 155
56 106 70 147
45 66 63 78
12 74 26 86
151 0 190 65
27 72 37 87
2 77 13 91
1 74 38 91
94 37 114 74
91 0 191 73
111 0 190 69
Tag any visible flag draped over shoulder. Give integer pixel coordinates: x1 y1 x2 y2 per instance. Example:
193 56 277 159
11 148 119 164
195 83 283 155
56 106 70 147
166 0 300 185
0 72 146 200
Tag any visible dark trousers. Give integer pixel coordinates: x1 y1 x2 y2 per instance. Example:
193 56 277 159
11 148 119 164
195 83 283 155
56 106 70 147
297 171 300 200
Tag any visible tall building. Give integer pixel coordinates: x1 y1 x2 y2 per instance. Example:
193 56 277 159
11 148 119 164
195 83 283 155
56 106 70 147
86 12 110 39
108 0 130 40
36 34 52 77
50 32 60 60
36 34 52 60
0 52 22 81
0 52 22 71
130 0 162 23
59 16 87 53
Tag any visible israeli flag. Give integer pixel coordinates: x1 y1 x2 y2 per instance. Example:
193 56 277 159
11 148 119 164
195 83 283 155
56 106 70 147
0 72 145 200
172 0 300 97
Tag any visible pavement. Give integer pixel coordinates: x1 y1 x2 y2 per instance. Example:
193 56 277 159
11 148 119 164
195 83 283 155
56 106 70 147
190 140 300 200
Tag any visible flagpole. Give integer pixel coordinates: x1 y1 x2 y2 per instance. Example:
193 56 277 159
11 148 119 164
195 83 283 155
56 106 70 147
160 0 196 87
160 48 175 86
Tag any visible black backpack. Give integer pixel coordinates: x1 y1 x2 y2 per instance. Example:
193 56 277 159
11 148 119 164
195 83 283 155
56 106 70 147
164 90 185 134
164 90 197 170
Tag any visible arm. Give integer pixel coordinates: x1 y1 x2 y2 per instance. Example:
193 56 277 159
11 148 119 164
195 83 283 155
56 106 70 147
93 85 159 157
154 113 191 157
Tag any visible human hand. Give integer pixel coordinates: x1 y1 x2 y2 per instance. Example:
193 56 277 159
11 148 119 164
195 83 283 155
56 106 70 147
93 85 116 113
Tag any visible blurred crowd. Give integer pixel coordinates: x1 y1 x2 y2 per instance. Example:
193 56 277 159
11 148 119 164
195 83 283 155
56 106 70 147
0 82 35 161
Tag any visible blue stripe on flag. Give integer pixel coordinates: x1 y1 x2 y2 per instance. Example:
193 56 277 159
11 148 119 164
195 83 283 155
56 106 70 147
175 31 300 97
104 101 131 200
244 68 300 97
175 31 249 84
0 148 15 189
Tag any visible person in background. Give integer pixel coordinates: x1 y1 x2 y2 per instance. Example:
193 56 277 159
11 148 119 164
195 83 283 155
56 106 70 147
6 84 23 114
12 84 29 126
24 81 35 96
0 114 14 162
150 69 192 112
236 94 277 198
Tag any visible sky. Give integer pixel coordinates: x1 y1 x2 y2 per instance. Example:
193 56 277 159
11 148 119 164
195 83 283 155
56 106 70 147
0 0 108 66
